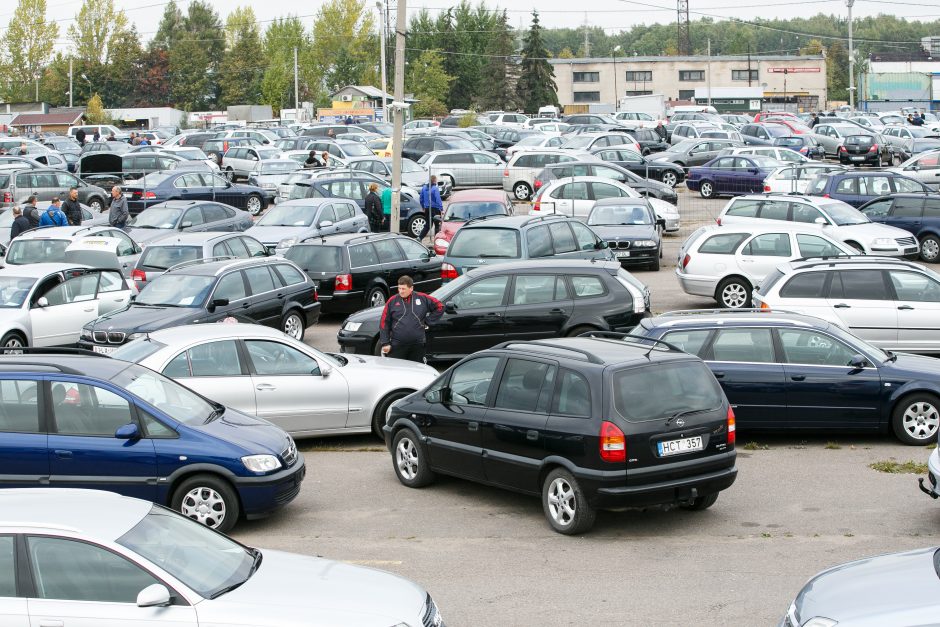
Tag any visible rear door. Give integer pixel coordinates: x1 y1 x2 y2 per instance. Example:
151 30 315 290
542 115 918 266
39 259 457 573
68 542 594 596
396 237 440 292
242 265 283 327
735 232 793 283
881 196 924 237
888 269 940 352
825 269 898 346
160 339 256 415
30 273 100 346
0 377 46 488
503 274 572 342
429 274 508 359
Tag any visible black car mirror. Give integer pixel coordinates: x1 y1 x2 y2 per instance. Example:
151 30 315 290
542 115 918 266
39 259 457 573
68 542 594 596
444 301 457 313
114 422 140 440
594 240 608 250
208 297 229 312
425 388 442 404
426 246 436 257
849 354 868 369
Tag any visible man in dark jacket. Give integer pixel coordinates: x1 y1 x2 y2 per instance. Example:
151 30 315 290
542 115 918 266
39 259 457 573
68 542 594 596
61 187 83 226
75 128 86 146
108 185 129 230
9 206 30 239
364 182 383 232
378 275 444 362
22 196 40 229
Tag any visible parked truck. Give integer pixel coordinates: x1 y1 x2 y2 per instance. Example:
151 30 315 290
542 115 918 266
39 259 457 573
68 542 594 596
617 94 666 121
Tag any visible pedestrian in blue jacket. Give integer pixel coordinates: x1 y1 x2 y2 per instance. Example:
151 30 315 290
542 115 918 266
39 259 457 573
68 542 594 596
38 198 68 227
418 176 443 239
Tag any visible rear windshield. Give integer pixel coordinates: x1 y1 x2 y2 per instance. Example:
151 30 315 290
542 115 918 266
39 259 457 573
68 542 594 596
444 202 508 222
340 143 372 157
284 245 343 272
138 246 202 271
111 337 167 364
0 174 9 188
612 360 724 423
845 135 873 145
756 268 786 295
448 228 521 258
7 240 70 265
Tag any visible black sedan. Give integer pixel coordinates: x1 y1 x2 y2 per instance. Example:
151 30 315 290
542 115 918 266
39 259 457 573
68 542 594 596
589 147 686 188
585 198 664 271
127 200 254 245
122 170 267 215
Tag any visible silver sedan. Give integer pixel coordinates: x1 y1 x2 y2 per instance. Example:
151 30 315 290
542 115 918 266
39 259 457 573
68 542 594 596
113 323 438 438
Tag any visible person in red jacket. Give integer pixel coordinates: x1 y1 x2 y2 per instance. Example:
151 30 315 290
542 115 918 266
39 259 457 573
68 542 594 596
378 275 444 362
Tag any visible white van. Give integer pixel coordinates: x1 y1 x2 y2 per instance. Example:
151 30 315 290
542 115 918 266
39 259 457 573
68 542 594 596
537 105 560 119
67 125 128 141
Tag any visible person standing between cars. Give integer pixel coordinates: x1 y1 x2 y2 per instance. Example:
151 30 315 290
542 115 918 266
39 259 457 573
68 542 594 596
655 120 666 140
304 150 319 167
365 182 383 232
378 275 444 362
9 207 30 239
418 175 443 239
320 151 330 168
810 113 820 128
39 197 68 227
380 183 392 231
139 135 150 146
326 129 336 139
75 127 86 146
129 132 139 146
108 185 129 230
92 130 100 142
61 187 83 226
22 196 40 229
912 113 925 127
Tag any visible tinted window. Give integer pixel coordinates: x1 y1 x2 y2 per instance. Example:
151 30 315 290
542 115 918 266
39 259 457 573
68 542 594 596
612 361 723 423
862 199 892 218
889 271 940 303
791 204 825 224
779 272 827 298
797 234 844 258
241 237 267 258
398 238 431 261
698 232 749 254
451 275 508 310
287 245 343 272
202 205 229 222
273 264 306 286
552 369 591 417
449 357 500 406
0 536 14 597
833 270 889 300
569 275 606 298
758 201 789 221
349 243 379 267
512 275 565 305
661 330 711 356
139 246 201 270
548 222 577 254
187 341 242 377
372 238 404 263
213 271 247 301
50 382 133 436
224 237 250 258
710 328 775 363
569 221 599 252
896 178 926 193
243 266 276 294
778 329 858 367
493 359 556 412
742 233 792 257
246 340 320 376
892 198 924 218
525 225 553 258
0 379 39 433
449 228 520 259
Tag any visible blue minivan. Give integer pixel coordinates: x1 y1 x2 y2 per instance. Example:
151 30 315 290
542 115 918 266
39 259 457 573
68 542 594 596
0 351 304 532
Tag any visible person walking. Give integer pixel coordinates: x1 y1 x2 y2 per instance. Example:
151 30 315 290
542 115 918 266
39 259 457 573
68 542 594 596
92 130 100 142
380 183 392 231
75 128 86 146
418 175 443 239
22 196 41 229
39 198 68 227
9 207 30 239
108 185 129 230
61 187 83 226
378 275 444 362
365 182 383 232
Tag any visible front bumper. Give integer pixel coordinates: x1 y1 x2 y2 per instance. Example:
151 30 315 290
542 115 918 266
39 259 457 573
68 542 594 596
675 269 719 298
610 247 659 265
337 329 376 354
663 216 680 232
918 448 940 499
235 455 307 518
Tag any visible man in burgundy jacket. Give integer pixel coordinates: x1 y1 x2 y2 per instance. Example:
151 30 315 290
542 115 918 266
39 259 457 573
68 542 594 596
378 275 444 362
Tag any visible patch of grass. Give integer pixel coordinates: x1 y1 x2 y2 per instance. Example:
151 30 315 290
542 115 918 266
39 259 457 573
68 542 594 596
869 459 928 474
825 441 842 450
927 443 938 450
743 441 770 451
305 445 386 453
760 532 772 538
844 533 854 538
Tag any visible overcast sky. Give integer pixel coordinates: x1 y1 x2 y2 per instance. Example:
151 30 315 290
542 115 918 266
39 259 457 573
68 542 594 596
10 0 937 52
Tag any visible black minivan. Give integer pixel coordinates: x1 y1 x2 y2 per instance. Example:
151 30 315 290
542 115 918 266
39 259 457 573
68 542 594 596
383 334 737 534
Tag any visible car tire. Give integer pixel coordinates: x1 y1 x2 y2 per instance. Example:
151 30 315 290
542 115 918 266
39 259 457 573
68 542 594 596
680 492 719 511
513 182 532 201
892 394 940 445
920 235 940 263
0 332 26 353
407 214 427 239
642 148 651 156
391 428 435 488
876 156 883 168
541 467 596 535
699 180 715 199
660 171 678 188
443 174 456 191
246 194 264 216
372 390 411 440
87 196 104 212
372 337 384 356
225 167 235 182
171 474 240 532
365 285 387 308
716 276 752 309
281 310 305 341
649 256 661 271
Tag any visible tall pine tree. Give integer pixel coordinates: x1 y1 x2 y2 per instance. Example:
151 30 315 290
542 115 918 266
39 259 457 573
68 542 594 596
478 10 518 111
516 11 558 113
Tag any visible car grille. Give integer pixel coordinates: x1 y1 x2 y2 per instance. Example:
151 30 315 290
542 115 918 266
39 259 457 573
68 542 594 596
422 594 443 627
282 440 298 467
608 240 631 250
93 331 126 344
274 481 301 506
896 237 917 247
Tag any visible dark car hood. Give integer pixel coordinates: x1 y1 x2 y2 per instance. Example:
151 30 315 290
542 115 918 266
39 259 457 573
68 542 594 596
90 304 200 333
345 304 383 327
126 228 176 245
588 224 658 241
794 547 940 626
889 352 940 377
191 406 291 456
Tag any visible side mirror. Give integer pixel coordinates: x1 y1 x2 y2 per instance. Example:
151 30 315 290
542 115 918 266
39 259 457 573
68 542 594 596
656 218 666 228
424 388 443 404
136 584 171 608
444 301 457 314
849 354 868 369
318 220 334 228
911 165 920 171
180 221 193 229
129 294 136 302
594 240 608 250
426 246 436 257
36 297 48 308
814 217 828 226
320 363 333 377
208 297 229 312
115 423 140 440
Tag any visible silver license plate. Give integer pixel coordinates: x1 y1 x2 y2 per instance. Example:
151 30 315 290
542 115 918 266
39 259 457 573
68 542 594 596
617 251 631 258
657 435 704 457
92 345 116 355
851 156 864 161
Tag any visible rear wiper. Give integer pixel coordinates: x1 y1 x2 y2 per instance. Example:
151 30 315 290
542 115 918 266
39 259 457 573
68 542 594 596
664 408 710 427
133 225 158 229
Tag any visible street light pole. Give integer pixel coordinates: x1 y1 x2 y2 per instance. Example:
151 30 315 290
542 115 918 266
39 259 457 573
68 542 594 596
612 45 621 110
390 0 407 234
847 0 856 109
377 1 388 123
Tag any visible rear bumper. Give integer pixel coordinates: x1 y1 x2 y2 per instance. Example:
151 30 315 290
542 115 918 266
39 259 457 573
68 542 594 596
300 302 321 327
235 457 307 518
316 291 365 314
919 449 940 499
676 269 719 298
588 458 738 509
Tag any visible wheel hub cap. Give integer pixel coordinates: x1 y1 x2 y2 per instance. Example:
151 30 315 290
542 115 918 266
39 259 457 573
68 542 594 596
181 487 225 527
547 478 575 526
396 439 419 480
903 402 939 439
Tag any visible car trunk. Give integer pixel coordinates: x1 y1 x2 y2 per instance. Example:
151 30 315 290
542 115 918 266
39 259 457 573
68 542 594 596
77 153 122 188
843 136 876 157
285 245 345 299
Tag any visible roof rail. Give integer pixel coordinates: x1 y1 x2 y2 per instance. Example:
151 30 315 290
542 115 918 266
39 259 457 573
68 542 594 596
338 232 396 246
658 308 803 317
792 255 907 268
520 213 566 227
464 214 506 227
576 331 684 354
167 255 235 272
493 341 605 364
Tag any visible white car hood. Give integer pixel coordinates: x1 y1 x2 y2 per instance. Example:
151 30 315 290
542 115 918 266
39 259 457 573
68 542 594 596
195 549 427 627
835 221 912 242
342 352 438 377
647 197 679 218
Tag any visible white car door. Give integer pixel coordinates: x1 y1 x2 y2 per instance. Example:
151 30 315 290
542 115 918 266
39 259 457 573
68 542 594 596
244 339 349 434
25 536 198 627
473 152 504 185
160 339 258 416
0 534 28 627
735 232 793 283
546 181 585 217
93 270 133 315
29 273 100 347
824 268 898 347
888 269 940 352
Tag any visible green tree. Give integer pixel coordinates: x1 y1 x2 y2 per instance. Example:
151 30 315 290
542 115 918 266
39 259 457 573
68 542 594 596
151 0 183 50
219 6 264 106
68 0 131 67
311 0 377 93
478 11 518 112
406 49 453 118
0 0 58 101
169 1 224 110
516 11 558 113
557 47 575 59
86 93 107 123
827 40 850 102
260 17 316 113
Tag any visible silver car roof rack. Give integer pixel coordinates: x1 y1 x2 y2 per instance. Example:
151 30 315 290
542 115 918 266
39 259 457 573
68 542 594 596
166 255 236 272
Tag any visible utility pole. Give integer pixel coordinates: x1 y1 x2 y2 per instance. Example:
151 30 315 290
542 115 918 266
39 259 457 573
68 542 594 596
293 47 299 112
377 0 388 123
390 0 407 234
847 0 856 109
69 57 73 108
707 39 712 107
677 0 691 56
582 14 590 57
747 44 752 87
612 45 621 109
35 77 39 102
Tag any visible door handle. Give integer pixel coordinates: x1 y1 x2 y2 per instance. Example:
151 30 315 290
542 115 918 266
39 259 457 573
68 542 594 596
276 293 285 298
54 450 72 459
712 371 725 379
526 429 539 441
833 303 851 309
791 375 806 381
82 307 94 312
242 302 250 309
898 305 914 310
484 312 501 317
256 383 276 391
468 421 479 432
39 621 64 627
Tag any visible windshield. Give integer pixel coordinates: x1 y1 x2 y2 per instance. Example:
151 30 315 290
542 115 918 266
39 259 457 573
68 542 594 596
339 143 371 157
671 139 700 152
110 337 165 363
284 172 312 184
448 228 520 258
845 135 874 145
256 149 280 160
516 135 547 147
588 204 653 226
174 148 207 160
776 137 803 147
260 161 300 174
749 155 782 168
6 240 70 265
822 201 869 226
613 360 724 423
764 125 791 137
130 208 181 229
138 246 201 271
285 245 343 272
368 123 394 134
0 277 36 308
561 136 592 149
444 201 508 222
400 159 423 173
136 274 214 307
110 362 217 424
256 204 317 227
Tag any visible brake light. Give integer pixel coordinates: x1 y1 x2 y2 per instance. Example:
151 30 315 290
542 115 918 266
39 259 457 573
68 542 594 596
503 168 509 177
763 185 771 192
599 421 626 463
313 289 318 301
822 193 830 198
727 406 736 446
868 144 878 153
223 141 229 152
799 147 808 154
334 274 352 291
143 191 156 199
534 180 542 189
1 192 11 203
716 217 721 225
532 198 541 212
441 263 458 280
131 269 146 283
838 145 847 153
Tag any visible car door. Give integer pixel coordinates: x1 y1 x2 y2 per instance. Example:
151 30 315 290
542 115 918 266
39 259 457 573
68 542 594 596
30 273 100 346
93 270 132 315
0 377 47 488
776 327 882 430
881 196 924 236
502 274 572 342
46 379 158 501
206 173 241 208
887 269 940 352
588 182 629 218
735 232 793 283
241 265 283 327
199 203 234 232
396 237 440 293
686 142 712 167
203 270 250 322
826 269 898 347
172 172 210 201
430 274 508 359
907 152 940 189
0 534 28 622
160 339 257 416
314 203 340 235
473 152 503 185
24 535 198 627
243 339 349 433
708 157 737 194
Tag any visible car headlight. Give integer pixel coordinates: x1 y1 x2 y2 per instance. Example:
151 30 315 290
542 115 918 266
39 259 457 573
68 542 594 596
241 454 283 473
870 238 895 248
634 240 657 248
802 618 837 627
126 333 146 341
81 328 92 340
434 238 449 249
344 321 362 332
278 237 297 249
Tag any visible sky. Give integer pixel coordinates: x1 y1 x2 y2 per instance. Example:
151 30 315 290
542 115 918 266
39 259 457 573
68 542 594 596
4 0 937 52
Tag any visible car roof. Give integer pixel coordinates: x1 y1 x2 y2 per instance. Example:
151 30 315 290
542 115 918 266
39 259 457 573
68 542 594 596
779 256 922 273
464 258 622 277
145 322 292 345
293 231 404 247
590 197 651 208
267 197 334 207
0 262 91 278
165 256 288 277
459 214 572 229
642 309 838 332
0 488 151 539
447 189 509 202
142 231 241 246
489 336 693 367
12 226 88 240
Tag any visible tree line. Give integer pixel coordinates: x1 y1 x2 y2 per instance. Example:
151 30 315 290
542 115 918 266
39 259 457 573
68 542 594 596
0 0 937 115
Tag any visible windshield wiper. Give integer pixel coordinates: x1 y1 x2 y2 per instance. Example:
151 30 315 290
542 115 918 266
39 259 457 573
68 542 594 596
478 254 514 258
664 408 711 427
209 548 261 599
133 225 159 229
144 302 185 307
204 404 225 423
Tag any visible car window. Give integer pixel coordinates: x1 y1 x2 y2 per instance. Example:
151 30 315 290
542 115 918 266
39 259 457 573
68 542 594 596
243 266 277 295
591 182 626 200
891 198 924 218
552 369 591 417
861 199 892 218
97 271 125 294
725 199 761 218
569 275 606 298
512 275 566 305
778 329 858 367
525 225 553 258
213 240 236 258
791 203 825 224
709 328 775 363
557 182 589 200
27 536 162 603
50 382 133 436
42 274 97 306
779 271 828 298
213 271 247 301
797 234 844 258
349 243 379 267
834 178 857 194
661 330 711 356
241 237 267 258
889 271 940 303
493 358 557 413
448 356 501 406
246 340 320 376
397 238 430 261
451 275 508 310
895 178 925 193
758 200 789 221
859 176 892 196
742 233 792 257
449 228 520 258
202 204 229 222
830 270 889 300
698 232 749 254
569 221 599 252
181 208 206 227
0 535 13 597
372 238 404 263
272 264 306 286
0 380 40 433
318 204 337 224
548 222 577 254
178 340 242 377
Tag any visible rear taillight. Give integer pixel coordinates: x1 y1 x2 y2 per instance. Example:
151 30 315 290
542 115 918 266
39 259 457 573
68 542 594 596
131 269 146 283
868 144 878 153
763 185 771 192
760 300 770 310
334 274 352 291
312 289 318 301
799 147 808 154
532 198 541 212
1 192 11 203
143 191 156 199
727 406 736 446
716 217 721 225
682 253 691 270
838 145 847 153
441 263 458 280
503 169 509 177
822 193 830 198
599 421 626 463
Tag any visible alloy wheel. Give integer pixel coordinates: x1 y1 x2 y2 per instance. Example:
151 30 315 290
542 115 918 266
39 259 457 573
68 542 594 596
721 283 748 308
409 216 427 238
546 477 576 528
247 196 262 216
902 402 940 441
661 172 677 188
283 313 304 340
922 238 939 262
396 437 420 480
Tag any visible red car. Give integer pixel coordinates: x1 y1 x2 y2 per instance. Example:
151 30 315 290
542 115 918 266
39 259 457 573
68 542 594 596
433 188 513 255
762 117 813 135
753 111 798 123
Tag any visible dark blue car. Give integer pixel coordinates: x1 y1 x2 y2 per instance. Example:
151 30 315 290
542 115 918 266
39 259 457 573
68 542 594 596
806 171 930 208
686 155 780 199
773 135 825 160
0 352 304 532
859 193 940 263
122 170 268 215
632 310 940 445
